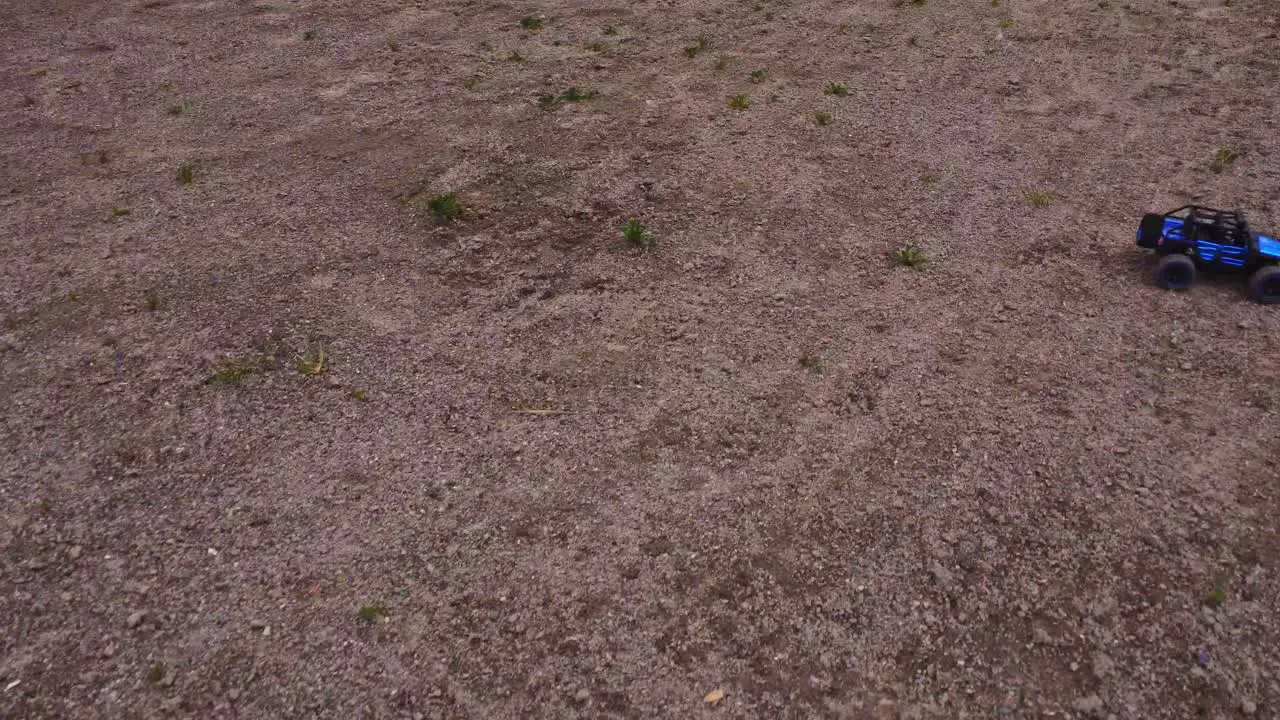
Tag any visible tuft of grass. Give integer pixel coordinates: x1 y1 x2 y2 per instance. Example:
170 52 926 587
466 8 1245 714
749 67 769 83
798 354 825 375
508 48 526 63
619 218 655 250
561 86 599 103
425 192 462 225
603 23 620 35
728 93 752 111
166 100 193 116
1026 188 1053 207
1209 146 1239 174
463 75 483 92
351 390 369 402
302 26 318 41
144 293 166 312
893 0 928 6
584 41 604 52
295 341 328 376
907 35 921 47
387 39 400 52
147 662 166 684
813 111 832 126
208 348 279 387
1206 583 1227 609
537 92 562 111
919 173 939 187
824 81 850 97
479 39 495 51
895 244 926 269
112 206 131 217
357 604 388 624
998 18 1015 29
684 34 714 58
176 164 195 185
519 14 545 30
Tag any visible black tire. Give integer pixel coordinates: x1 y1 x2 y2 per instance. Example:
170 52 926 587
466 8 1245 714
1248 265 1280 305
1137 213 1165 249
1154 253 1195 290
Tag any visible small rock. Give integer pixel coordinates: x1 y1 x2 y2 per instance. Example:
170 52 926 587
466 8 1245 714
574 688 590 702
1073 694 1104 715
920 398 936 407
1241 699 1257 715
1092 652 1114 679
249 619 267 631
68 546 82 560
161 673 175 688
1033 627 1054 646
1180 361 1193 371
929 562 954 588
228 688 240 701
127 611 146 628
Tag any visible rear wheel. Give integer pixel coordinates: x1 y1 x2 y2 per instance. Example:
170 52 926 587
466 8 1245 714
1248 265 1280 304
1154 253 1196 290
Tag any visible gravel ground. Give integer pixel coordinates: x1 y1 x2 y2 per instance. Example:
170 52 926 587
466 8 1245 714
2 0 1279 717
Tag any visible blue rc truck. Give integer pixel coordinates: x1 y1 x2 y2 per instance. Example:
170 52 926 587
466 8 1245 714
1137 205 1280 304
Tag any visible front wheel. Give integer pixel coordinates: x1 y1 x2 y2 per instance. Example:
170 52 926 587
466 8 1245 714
1154 253 1196 291
1248 265 1280 304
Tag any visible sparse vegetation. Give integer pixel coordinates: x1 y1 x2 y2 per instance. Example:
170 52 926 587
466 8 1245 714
358 604 388 623
464 75 483 92
508 49 526 63
537 92 562 111
295 341 328 377
684 34 714 58
479 39 495 52
425 192 462 225
147 662 166 683
561 86 599 103
176 164 195 185
1206 583 1227 608
998 18 1015 29
749 68 769 83
729 93 752 110
1026 188 1053 207
166 100 193 116
387 39 400 52
1209 146 1240 174
824 81 850 97
584 41 604 52
603 23 620 35
302 26 318 41
520 14 545 30
352 390 369 402
144 293 166 312
620 218 655 250
208 347 280 387
813 111 832 126
920 173 939 186
798 354 825 375
895 244 926 269
112 206 131 217
894 0 928 6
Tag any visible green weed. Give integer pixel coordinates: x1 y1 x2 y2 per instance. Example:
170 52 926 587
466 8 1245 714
112 206 131 217
998 18 1015 29
813 111 832 126
520 14 545 30
728 93 752 110
919 173 939 186
479 39 495 51
208 347 280 387
352 390 370 402
798 354 825 375
1026 188 1052 207
749 67 769 82
295 341 328 376
357 604 388 623
684 34 714 58
824 81 850 97
464 75 483 91
895 244 926 269
603 23 620 35
561 86 599 103
1209 146 1240 174
1206 583 1227 608
176 164 194 185
302 26 318 41
584 41 604 52
426 193 462 225
619 218 654 250
166 100 193 116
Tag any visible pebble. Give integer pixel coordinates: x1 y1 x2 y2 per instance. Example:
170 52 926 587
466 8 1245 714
249 619 267 631
1092 652 1114 679
68 546 82 560
1241 700 1257 715
228 688 240 701
574 688 591 701
1072 694 1104 715
127 611 146 628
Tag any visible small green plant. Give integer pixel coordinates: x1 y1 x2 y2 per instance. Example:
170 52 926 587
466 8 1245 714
147 662 166 683
520 14 545 30
813 111 832 126
479 39 495 51
824 81 850 97
714 55 729 72
176 164 194 185
684 34 713 58
296 342 328 376
537 92 562 111
1209 146 1240 174
798 354 825 375
112 206 131 217
603 23 620 35
728 93 752 111
426 193 462 225
145 293 166 312
37 499 51 513
620 218 654 250
352 390 369 402
998 18 1015 29
894 0 927 6
387 39 400 52
561 86 599 103
358 604 388 623
208 348 278 387
749 68 769 83
895 244 926 269
919 173 939 186
1097 0 1112 8
1206 583 1227 608
166 100 193 116
508 49 526 62
907 35 921 47
302 26 318 41
1026 188 1053 207
584 41 604 52
463 75 483 91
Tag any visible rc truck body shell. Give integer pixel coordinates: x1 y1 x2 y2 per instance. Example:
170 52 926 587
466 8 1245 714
1136 205 1280 303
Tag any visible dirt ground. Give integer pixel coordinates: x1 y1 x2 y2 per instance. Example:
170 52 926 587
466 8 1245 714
2 0 1279 717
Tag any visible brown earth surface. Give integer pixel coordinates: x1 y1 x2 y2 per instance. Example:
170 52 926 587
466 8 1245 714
3 0 1280 717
